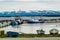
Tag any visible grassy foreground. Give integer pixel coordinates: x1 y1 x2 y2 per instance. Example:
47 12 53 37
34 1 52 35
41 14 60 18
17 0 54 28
19 34 60 38
0 34 60 38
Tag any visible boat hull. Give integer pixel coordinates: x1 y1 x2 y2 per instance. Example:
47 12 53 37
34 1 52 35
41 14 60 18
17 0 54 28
27 21 44 23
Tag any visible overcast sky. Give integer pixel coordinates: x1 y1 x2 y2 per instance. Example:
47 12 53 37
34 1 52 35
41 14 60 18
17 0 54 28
0 0 60 12
0 0 60 1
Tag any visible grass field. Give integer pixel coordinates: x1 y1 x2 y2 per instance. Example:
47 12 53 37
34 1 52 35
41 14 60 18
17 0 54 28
0 34 60 38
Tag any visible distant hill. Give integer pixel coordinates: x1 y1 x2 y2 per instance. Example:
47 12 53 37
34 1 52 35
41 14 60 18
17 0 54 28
0 10 60 17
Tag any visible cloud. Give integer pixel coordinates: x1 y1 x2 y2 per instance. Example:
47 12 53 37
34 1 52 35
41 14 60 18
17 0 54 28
0 0 60 2
0 2 60 11
0 0 37 1
0 0 14 1
15 0 37 1
38 0 60 1
0 0 60 11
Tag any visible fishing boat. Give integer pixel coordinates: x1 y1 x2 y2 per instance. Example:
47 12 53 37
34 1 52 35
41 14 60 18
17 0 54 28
10 19 23 26
26 19 44 23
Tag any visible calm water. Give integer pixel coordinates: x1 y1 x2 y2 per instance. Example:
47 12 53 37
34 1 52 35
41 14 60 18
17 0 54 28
0 23 60 34
0 17 60 34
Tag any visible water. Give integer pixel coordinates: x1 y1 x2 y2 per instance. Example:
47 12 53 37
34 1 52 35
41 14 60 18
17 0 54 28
0 17 60 34
0 23 60 34
0 17 15 20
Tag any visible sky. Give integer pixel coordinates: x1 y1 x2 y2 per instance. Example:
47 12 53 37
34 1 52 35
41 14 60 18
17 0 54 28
0 0 60 1
0 0 60 12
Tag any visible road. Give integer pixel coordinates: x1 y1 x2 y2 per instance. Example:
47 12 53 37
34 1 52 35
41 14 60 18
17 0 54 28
0 37 60 40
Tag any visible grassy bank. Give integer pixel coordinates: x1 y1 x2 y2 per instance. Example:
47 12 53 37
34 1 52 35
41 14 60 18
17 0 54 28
18 34 60 38
0 34 60 38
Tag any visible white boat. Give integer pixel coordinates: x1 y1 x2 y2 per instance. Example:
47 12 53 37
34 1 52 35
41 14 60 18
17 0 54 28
26 19 44 23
